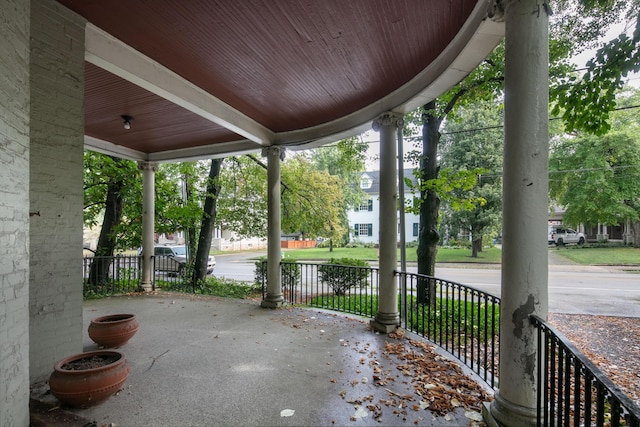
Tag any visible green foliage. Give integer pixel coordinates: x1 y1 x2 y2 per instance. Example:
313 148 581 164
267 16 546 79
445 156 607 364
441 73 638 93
308 293 378 316
217 156 268 238
405 297 500 344
317 258 371 296
311 137 368 246
551 7 640 135
438 100 504 248
549 130 640 226
162 276 261 299
253 256 301 290
406 168 488 214
306 293 500 346
281 155 347 242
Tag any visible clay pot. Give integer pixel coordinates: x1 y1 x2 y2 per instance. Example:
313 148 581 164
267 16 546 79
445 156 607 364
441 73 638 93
49 350 130 408
88 314 139 348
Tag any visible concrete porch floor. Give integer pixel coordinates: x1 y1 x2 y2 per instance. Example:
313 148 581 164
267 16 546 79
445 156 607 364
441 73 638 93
31 293 490 426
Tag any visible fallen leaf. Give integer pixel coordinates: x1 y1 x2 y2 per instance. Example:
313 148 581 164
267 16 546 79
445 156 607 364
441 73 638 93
465 411 484 421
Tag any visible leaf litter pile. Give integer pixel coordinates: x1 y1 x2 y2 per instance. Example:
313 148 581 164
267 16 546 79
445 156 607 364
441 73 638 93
549 313 640 407
271 308 491 425
338 327 491 424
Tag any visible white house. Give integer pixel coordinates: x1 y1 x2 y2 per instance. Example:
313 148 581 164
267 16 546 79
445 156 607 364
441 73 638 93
348 170 420 244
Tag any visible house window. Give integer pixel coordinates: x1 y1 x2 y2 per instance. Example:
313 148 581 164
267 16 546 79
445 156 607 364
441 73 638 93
360 174 373 189
413 223 419 236
354 223 372 237
359 199 373 211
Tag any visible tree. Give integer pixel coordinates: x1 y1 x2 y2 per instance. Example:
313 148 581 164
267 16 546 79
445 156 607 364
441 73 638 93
281 155 347 243
552 3 640 135
550 87 640 230
216 155 269 238
407 0 639 276
192 158 224 285
83 154 136 284
440 101 503 257
311 137 368 249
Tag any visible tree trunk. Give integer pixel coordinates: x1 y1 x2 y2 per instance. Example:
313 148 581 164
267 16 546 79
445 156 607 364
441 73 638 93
192 158 224 285
89 159 125 285
416 102 441 304
471 238 482 258
631 221 640 248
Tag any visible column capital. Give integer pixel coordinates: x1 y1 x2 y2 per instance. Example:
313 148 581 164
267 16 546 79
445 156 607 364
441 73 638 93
372 112 404 132
137 161 159 172
261 145 286 161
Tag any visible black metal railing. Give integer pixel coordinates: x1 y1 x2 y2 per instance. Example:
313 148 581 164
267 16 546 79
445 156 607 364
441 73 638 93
83 255 191 297
398 272 501 389
531 315 640 427
82 255 143 298
263 261 499 389
261 261 379 318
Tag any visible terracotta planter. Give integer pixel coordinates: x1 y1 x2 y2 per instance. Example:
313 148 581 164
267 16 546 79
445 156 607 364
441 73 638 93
49 350 130 408
88 313 139 347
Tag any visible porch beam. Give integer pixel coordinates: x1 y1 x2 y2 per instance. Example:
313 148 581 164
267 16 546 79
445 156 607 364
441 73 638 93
85 23 275 146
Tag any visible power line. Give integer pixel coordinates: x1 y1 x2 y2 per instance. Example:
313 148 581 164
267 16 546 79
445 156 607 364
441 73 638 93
476 163 640 181
403 104 640 138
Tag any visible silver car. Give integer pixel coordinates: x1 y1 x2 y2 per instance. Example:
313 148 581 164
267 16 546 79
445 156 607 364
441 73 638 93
152 245 216 275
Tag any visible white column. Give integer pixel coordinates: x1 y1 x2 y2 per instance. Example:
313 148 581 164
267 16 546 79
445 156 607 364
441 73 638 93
370 113 403 333
139 161 158 291
261 146 285 308
490 1 549 426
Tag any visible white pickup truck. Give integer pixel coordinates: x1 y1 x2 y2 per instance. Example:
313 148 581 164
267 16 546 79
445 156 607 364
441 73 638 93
550 227 585 246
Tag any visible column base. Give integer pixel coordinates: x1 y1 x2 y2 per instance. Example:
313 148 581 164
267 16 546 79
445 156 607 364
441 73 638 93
370 311 399 333
139 281 153 292
489 391 537 427
260 295 285 309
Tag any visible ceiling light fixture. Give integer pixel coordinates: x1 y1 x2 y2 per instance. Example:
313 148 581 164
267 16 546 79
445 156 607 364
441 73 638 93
121 115 132 130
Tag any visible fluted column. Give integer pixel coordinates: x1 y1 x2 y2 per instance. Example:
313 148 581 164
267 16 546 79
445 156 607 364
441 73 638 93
489 1 549 425
261 146 286 308
370 112 403 333
138 161 158 291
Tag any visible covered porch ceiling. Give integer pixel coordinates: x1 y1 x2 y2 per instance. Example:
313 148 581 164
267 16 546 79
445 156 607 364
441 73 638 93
56 0 503 162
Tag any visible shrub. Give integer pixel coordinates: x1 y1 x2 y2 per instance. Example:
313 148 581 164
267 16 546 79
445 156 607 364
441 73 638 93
254 256 301 290
317 257 371 296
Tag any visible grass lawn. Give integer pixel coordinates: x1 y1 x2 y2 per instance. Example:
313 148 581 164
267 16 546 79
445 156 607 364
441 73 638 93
552 246 640 266
283 246 503 264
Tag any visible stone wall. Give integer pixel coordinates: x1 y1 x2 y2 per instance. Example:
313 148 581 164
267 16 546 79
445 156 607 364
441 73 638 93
29 0 86 381
0 0 30 424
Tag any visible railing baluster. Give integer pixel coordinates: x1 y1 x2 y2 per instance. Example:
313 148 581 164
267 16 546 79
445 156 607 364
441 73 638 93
531 315 640 427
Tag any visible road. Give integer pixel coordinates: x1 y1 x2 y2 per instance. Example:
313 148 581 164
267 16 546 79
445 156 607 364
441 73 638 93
211 251 640 317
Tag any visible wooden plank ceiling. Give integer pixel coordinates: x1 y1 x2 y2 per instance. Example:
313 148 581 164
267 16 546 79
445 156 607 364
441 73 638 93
55 0 502 161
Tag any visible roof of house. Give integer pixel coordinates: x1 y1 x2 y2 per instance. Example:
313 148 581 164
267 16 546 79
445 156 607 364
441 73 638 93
360 169 418 195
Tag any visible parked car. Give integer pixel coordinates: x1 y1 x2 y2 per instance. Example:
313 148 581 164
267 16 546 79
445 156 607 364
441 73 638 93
550 227 585 246
140 245 216 275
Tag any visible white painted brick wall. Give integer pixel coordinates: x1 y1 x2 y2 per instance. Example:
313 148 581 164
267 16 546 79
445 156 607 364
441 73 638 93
29 0 86 381
0 0 31 424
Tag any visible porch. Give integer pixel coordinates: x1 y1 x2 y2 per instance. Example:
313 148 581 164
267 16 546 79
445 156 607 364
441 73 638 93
31 294 490 426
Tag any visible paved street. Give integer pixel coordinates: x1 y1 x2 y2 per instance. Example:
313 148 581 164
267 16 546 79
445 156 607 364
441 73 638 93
211 250 640 318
